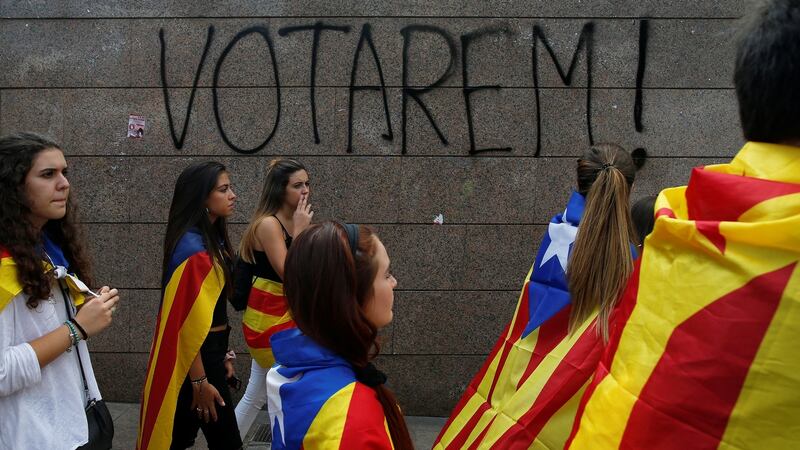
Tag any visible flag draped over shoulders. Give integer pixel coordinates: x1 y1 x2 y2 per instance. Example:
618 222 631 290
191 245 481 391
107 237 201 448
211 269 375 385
567 142 800 450
267 328 394 450
0 249 23 311
435 191 608 450
137 230 225 450
242 276 294 368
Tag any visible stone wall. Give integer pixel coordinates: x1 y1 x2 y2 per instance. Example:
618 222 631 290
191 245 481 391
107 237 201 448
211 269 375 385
0 1 747 415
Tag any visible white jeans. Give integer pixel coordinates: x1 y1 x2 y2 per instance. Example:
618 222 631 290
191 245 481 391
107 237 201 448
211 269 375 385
235 359 269 439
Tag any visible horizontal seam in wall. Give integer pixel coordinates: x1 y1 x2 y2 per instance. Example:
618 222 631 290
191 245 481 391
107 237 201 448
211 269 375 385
0 86 735 90
0 16 742 21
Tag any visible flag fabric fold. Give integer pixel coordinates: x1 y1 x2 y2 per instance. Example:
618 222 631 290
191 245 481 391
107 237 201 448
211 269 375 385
567 142 800 450
267 327 394 450
137 230 225 450
242 276 294 368
435 191 610 450
0 249 23 311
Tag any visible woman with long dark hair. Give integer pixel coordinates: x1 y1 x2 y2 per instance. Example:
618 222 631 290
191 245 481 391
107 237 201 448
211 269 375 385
137 162 242 450
266 221 413 450
0 132 120 449
233 158 312 439
435 144 638 449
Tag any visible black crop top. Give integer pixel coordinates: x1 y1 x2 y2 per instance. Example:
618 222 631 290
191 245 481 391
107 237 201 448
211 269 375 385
230 216 292 310
251 217 293 280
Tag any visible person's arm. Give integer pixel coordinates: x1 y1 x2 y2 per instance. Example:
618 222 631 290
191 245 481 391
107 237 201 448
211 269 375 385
1 295 46 396
30 287 119 367
257 217 290 280
187 351 225 423
1 287 119 397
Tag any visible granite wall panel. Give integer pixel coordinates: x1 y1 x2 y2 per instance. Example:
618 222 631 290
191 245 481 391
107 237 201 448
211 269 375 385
2 18 737 88
1 2 749 416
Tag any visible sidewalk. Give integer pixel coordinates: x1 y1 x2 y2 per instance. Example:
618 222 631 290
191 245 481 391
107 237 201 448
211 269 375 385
109 402 446 449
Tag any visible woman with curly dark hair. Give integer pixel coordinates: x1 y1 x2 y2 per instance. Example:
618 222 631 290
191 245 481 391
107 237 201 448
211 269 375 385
0 132 120 449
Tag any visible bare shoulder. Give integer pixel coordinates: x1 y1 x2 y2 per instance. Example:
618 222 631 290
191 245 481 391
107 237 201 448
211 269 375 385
255 216 285 245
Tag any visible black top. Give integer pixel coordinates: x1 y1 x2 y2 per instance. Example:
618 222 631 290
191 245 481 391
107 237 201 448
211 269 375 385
230 216 293 310
211 253 233 327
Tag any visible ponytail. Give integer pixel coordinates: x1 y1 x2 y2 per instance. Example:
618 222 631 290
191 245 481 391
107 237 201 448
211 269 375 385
374 385 414 450
567 144 636 341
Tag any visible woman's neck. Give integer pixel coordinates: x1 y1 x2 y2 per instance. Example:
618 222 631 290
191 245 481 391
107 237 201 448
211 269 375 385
275 206 294 224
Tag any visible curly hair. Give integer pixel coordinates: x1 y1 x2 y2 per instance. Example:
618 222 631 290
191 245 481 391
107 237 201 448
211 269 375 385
0 132 93 308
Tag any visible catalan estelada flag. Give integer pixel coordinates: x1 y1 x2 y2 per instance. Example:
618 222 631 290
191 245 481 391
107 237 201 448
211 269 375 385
267 328 394 450
0 249 23 311
435 192 618 449
242 276 294 368
137 230 225 449
1 242 89 311
567 142 800 449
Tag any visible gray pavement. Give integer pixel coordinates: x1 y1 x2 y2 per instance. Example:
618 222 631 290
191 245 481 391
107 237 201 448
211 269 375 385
108 402 446 449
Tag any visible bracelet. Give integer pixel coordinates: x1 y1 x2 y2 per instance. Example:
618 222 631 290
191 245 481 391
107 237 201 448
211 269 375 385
64 321 81 349
71 319 89 340
191 375 207 386
224 350 236 362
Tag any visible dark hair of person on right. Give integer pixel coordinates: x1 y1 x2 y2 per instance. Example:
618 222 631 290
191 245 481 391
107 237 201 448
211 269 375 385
734 0 800 144
631 195 658 249
0 132 93 307
283 221 413 450
161 161 234 295
567 143 637 341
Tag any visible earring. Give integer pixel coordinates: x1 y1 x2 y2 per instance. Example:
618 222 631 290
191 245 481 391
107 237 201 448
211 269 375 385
205 207 210 215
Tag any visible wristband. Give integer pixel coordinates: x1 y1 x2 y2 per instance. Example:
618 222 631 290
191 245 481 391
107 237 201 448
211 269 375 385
191 375 207 386
71 319 89 340
64 321 81 349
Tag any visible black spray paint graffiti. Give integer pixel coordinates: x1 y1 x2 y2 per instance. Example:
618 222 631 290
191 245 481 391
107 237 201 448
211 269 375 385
278 22 351 144
348 24 393 152
531 23 594 157
159 20 650 160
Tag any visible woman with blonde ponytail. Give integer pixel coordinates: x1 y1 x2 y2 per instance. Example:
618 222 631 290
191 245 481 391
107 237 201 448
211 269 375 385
434 143 638 450
567 144 637 340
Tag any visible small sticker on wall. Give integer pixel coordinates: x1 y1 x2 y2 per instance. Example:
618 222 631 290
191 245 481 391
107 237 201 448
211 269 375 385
127 115 146 139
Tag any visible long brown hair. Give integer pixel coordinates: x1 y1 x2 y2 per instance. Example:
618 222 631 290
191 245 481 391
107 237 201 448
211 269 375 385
283 221 413 450
161 162 233 297
0 132 93 307
238 158 307 263
567 143 636 341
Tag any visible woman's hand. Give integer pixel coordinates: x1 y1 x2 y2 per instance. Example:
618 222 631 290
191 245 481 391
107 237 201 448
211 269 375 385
191 380 225 423
224 359 235 379
74 287 119 337
292 194 314 236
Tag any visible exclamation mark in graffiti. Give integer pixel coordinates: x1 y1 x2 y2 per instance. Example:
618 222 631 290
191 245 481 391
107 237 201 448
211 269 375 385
633 19 649 168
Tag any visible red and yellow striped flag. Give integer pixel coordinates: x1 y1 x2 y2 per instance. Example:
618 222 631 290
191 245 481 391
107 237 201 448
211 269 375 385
137 231 225 449
242 276 294 368
435 192 607 449
0 249 23 311
567 142 800 449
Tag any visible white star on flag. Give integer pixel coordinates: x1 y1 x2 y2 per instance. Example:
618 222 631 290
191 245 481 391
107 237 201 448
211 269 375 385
539 221 577 272
267 367 302 446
